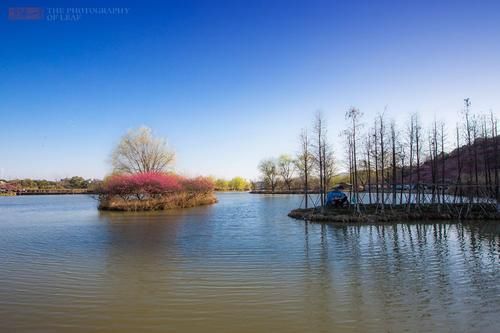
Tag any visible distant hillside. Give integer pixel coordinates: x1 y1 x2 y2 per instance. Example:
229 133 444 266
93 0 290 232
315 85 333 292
407 135 499 184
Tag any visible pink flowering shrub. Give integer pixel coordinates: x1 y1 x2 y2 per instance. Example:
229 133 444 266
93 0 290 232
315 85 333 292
0 183 18 192
101 174 131 197
100 172 214 199
132 172 182 195
180 176 215 192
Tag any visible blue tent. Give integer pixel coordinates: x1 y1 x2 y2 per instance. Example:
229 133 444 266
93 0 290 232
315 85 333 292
326 190 348 206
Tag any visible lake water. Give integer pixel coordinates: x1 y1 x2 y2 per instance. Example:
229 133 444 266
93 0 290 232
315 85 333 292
0 193 498 332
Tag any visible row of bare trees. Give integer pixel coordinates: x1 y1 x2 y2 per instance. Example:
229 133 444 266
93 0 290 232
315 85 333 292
258 112 336 208
258 99 497 214
345 99 498 213
258 154 301 192
296 112 335 208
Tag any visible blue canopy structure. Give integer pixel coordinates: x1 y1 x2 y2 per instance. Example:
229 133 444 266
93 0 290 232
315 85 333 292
326 190 348 206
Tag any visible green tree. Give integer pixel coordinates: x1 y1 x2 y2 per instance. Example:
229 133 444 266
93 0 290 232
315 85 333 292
68 176 88 188
20 179 35 188
215 178 229 191
229 177 249 191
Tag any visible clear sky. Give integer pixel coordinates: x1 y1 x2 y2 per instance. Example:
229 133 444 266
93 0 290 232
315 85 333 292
1 0 499 180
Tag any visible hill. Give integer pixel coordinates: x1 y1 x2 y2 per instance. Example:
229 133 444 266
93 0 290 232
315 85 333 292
407 135 499 185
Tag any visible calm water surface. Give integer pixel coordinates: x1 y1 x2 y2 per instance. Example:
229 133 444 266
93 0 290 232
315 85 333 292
0 193 498 332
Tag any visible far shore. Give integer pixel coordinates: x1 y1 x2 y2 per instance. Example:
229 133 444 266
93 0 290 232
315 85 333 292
4 189 95 196
250 190 317 194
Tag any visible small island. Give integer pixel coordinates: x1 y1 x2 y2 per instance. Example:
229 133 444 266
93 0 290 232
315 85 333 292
97 127 217 211
288 204 500 223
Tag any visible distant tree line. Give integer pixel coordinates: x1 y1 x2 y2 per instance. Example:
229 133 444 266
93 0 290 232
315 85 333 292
0 176 101 193
213 177 252 191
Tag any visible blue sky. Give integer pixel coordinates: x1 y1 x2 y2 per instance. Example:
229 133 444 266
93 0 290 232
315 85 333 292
1 0 499 180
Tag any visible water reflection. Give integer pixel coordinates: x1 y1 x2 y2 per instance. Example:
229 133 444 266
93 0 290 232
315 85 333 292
0 194 498 332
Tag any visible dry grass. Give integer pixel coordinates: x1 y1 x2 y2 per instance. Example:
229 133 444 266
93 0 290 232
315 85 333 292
98 192 217 211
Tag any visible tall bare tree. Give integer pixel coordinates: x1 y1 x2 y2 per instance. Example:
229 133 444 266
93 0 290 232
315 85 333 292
398 140 406 205
364 134 372 204
323 144 336 190
454 122 463 203
112 126 175 174
463 98 474 192
429 121 438 204
406 114 416 210
346 107 362 213
373 119 380 205
297 129 313 208
415 114 422 207
313 111 328 207
390 120 397 205
491 112 499 202
378 113 387 212
440 121 446 204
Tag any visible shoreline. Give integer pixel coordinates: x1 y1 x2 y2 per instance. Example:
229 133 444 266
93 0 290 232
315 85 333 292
288 205 500 223
4 190 95 196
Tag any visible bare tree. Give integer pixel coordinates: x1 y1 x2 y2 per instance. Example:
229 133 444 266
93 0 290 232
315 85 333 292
297 129 313 208
440 121 446 204
346 107 362 213
278 154 295 191
463 98 474 192
454 122 463 203
373 120 380 205
491 111 499 202
378 113 387 212
429 121 438 204
472 115 479 196
345 129 354 203
364 134 373 204
324 143 336 190
258 158 279 192
313 111 328 207
415 114 422 207
398 140 406 205
111 126 175 174
481 114 494 196
390 120 397 205
406 114 416 210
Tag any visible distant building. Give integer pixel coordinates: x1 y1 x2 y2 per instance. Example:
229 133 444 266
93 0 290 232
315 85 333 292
332 183 352 191
252 181 266 191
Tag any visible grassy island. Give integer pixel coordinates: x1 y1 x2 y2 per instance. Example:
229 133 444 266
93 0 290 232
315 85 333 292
98 172 217 211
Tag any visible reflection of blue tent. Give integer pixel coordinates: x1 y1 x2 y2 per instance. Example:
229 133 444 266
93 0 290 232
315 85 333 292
326 190 348 206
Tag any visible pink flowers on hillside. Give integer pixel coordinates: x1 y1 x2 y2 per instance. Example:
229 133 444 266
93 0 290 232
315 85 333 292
101 172 214 197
